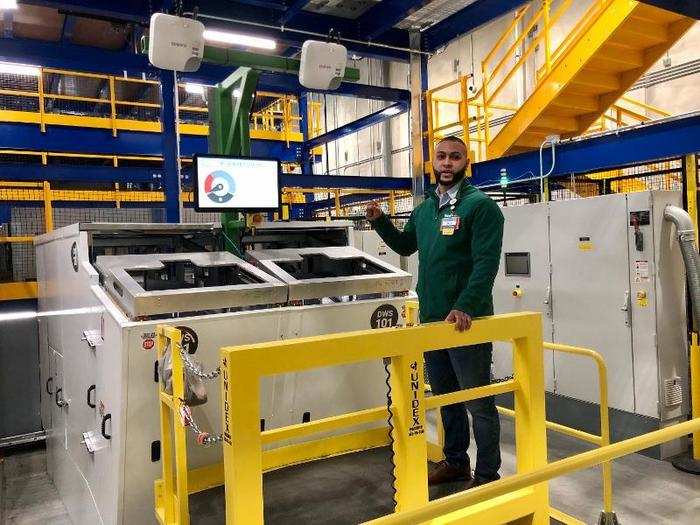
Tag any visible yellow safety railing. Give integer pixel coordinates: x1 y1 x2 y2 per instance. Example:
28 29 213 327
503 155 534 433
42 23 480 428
406 301 613 523
307 100 324 155
155 304 700 524
217 312 547 523
155 312 547 524
480 0 613 151
0 67 302 142
587 96 671 134
496 342 613 522
250 93 302 147
425 0 673 167
368 417 700 525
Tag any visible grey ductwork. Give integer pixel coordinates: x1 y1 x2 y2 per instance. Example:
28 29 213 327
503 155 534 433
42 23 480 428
664 205 700 328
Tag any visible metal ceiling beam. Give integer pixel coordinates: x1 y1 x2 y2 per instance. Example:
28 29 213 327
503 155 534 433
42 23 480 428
236 0 287 10
471 113 700 188
278 0 309 25
356 0 427 41
423 0 528 53
190 0 411 61
20 0 154 23
304 102 409 150
3 11 13 39
639 1 700 18
60 14 77 43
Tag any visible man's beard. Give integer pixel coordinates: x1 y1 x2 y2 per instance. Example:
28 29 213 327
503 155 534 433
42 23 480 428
438 167 467 187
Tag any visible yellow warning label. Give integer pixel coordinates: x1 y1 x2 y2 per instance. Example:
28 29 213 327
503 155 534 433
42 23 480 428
578 241 593 251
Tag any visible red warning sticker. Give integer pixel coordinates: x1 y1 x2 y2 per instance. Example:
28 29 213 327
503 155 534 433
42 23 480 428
142 338 155 350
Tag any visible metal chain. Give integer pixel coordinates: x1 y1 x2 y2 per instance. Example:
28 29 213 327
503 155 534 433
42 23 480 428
176 343 221 380
184 410 224 446
491 374 515 384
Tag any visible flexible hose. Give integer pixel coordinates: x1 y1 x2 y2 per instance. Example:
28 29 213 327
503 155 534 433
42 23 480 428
664 205 700 329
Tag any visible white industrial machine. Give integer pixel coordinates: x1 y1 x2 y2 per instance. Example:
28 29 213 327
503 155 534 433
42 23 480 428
354 228 419 291
299 40 348 90
35 221 413 525
148 13 204 72
493 191 689 457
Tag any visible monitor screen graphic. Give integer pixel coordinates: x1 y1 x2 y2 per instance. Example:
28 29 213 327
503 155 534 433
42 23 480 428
194 155 280 212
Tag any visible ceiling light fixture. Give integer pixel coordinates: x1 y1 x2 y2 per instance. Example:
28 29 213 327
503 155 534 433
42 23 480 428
0 62 41 76
0 0 18 10
203 29 276 50
184 83 206 95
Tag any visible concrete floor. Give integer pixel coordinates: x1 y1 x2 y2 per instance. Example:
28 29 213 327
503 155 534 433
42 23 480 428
1 417 699 524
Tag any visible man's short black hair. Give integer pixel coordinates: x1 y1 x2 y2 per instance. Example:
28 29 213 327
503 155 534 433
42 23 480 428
436 136 467 148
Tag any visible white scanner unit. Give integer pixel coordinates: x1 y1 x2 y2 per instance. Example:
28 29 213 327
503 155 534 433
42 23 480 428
299 40 347 90
148 13 204 72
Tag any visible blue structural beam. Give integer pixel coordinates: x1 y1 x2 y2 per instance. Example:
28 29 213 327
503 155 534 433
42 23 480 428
639 1 700 18
0 162 412 193
0 38 409 102
280 174 411 190
306 192 402 213
60 14 77 43
423 0 528 53
159 71 181 222
471 114 700 188
3 11 13 39
304 102 409 150
21 0 153 23
0 37 151 76
238 0 286 9
357 0 428 41
0 165 161 183
278 0 309 25
0 122 301 161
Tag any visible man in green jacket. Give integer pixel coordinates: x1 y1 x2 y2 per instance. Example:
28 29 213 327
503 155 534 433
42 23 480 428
366 136 504 487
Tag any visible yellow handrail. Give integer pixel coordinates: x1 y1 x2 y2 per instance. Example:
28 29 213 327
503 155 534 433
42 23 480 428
0 66 302 139
367 417 700 525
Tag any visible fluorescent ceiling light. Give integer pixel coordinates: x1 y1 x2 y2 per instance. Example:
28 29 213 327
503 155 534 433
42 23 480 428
0 0 18 10
382 106 402 116
0 62 40 76
184 83 206 95
203 29 276 50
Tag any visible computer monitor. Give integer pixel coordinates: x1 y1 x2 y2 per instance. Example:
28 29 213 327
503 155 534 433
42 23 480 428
193 154 281 212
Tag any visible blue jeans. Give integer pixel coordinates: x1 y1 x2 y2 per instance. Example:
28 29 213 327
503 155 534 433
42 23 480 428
424 343 501 480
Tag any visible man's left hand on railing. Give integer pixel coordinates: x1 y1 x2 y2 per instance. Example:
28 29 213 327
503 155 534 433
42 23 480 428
445 309 472 332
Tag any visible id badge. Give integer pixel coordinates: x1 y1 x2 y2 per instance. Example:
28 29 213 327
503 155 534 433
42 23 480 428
440 214 460 236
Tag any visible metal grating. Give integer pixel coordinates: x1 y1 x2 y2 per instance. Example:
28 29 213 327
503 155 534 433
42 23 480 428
303 0 379 19
395 0 479 30
9 207 44 282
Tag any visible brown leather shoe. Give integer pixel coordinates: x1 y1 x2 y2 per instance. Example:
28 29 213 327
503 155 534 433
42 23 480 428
428 460 472 486
464 475 499 490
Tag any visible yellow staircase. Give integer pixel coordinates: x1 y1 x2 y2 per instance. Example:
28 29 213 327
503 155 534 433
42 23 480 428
482 0 694 159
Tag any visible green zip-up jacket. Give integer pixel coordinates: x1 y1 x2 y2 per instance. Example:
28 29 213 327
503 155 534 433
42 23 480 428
372 181 504 323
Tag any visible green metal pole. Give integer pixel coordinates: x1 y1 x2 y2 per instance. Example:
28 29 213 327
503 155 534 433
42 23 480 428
208 67 261 254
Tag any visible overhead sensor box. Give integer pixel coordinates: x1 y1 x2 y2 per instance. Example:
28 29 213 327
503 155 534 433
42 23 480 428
148 13 204 72
299 40 347 90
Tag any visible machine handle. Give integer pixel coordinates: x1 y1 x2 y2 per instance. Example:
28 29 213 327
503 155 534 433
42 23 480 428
46 377 53 395
87 385 96 408
101 414 112 440
620 291 631 326
55 387 64 407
